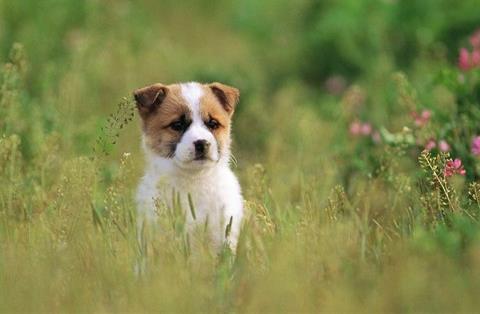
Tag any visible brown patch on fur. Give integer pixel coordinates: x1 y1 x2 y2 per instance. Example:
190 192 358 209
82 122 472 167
208 82 240 114
135 84 191 157
200 85 236 154
133 83 168 119
134 82 240 159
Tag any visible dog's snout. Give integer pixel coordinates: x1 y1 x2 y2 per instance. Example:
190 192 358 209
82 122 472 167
194 139 210 154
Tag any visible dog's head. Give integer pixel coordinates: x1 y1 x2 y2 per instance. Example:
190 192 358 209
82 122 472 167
133 82 239 170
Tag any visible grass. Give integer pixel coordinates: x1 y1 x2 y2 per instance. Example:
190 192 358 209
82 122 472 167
1 0 480 312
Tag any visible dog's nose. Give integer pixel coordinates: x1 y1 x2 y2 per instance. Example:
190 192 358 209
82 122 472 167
194 139 210 155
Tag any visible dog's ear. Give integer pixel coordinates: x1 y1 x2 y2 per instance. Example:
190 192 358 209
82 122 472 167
133 83 168 118
208 82 240 115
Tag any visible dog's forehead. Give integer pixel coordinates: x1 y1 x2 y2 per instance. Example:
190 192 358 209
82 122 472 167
180 82 204 111
167 82 228 120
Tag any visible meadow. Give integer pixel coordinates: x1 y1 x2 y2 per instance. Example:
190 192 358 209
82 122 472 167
1 0 480 312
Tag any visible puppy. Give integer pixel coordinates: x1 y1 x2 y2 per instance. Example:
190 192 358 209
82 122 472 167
134 82 243 252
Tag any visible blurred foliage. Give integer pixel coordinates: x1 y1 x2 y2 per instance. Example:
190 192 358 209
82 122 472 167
1 0 480 312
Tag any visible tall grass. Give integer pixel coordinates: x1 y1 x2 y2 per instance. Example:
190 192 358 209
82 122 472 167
1 0 480 312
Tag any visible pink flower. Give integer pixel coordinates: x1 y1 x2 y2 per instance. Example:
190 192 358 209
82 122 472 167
349 121 362 136
458 46 480 71
360 123 372 135
457 29 480 71
423 110 432 118
411 110 431 127
350 121 373 137
444 158 466 177
438 140 451 152
472 50 480 66
425 139 437 151
459 48 472 71
325 75 347 96
470 29 480 49
472 136 480 156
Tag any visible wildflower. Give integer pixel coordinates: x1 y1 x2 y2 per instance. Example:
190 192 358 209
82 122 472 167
349 121 372 136
411 109 431 127
470 29 480 49
349 121 378 142
325 75 347 96
458 46 480 71
360 123 372 135
472 50 480 66
472 136 480 156
438 140 450 152
425 139 436 151
349 121 362 136
459 48 472 71
444 158 466 177
372 131 381 143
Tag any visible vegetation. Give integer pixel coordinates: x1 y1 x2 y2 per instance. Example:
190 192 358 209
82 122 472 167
1 0 480 312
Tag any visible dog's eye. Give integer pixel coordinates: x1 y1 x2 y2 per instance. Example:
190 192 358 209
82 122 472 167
205 118 220 130
170 120 187 132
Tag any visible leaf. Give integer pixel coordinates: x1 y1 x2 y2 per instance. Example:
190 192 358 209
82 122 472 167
187 193 196 220
225 216 233 239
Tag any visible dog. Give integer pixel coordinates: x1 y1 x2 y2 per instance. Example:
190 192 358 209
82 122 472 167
134 82 243 253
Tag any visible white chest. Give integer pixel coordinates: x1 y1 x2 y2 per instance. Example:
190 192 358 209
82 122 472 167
136 164 243 250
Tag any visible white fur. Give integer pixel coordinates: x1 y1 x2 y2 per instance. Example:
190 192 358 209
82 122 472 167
136 82 243 252
174 83 220 165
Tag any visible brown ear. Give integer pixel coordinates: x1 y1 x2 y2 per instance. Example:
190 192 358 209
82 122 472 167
208 82 240 115
133 83 168 118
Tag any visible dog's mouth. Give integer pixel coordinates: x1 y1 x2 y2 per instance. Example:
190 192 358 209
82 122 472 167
174 154 215 167
193 151 210 161
194 155 207 161
193 154 216 163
